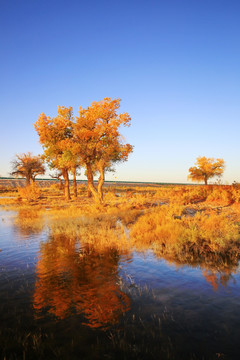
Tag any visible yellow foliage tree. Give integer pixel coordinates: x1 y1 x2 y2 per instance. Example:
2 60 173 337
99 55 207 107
35 99 133 203
74 98 133 203
188 156 225 185
34 106 80 200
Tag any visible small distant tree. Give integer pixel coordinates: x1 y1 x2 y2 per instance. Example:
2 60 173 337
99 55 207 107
10 152 45 185
50 170 64 188
188 156 225 185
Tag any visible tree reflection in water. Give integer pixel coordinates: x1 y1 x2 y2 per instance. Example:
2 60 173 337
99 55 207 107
153 249 238 291
201 269 234 291
33 234 131 329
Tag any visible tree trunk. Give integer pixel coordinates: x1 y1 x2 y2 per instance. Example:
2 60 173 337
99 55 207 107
97 164 105 203
72 167 77 198
204 176 208 185
86 163 101 203
87 184 92 198
26 175 31 186
59 177 63 188
62 168 71 200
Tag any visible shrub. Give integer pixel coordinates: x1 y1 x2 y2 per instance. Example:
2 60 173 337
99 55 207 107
231 188 240 203
182 211 239 252
18 184 41 202
130 205 184 248
154 186 208 205
50 183 63 191
206 186 233 205
77 184 87 194
130 205 240 260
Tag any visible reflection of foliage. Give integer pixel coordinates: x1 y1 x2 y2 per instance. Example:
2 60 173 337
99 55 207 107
33 235 130 328
201 269 234 291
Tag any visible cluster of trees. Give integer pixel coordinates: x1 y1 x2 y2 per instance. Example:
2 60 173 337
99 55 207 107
30 97 132 203
11 152 226 195
33 98 133 202
10 97 226 198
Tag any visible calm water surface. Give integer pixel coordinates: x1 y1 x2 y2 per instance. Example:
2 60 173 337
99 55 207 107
0 210 240 359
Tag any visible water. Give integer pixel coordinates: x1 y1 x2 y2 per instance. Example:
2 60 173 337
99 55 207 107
0 210 240 359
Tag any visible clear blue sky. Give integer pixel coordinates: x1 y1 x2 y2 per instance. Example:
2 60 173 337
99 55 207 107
1 0 240 183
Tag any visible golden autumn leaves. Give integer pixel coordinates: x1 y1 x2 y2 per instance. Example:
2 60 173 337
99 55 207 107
34 98 133 202
188 156 225 185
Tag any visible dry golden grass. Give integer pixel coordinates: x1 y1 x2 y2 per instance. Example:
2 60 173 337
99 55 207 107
14 208 45 235
130 203 240 270
50 216 130 252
